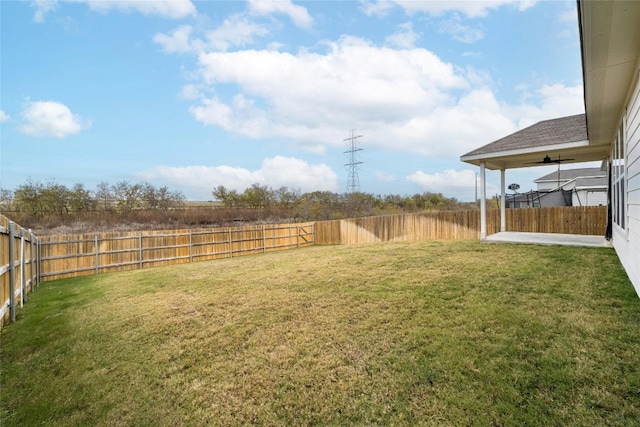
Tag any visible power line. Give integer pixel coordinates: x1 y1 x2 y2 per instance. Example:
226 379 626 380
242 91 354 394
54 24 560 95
344 129 363 193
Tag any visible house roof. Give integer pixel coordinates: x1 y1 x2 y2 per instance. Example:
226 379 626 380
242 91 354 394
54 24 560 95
463 114 587 157
574 177 607 189
460 114 608 170
534 167 605 183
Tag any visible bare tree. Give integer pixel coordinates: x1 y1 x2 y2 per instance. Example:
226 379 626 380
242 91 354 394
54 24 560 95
95 181 114 211
112 181 143 213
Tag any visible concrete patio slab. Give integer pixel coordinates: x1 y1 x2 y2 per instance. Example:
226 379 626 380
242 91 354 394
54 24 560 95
483 232 611 248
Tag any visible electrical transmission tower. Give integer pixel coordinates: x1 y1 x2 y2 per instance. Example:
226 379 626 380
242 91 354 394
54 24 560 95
344 129 363 193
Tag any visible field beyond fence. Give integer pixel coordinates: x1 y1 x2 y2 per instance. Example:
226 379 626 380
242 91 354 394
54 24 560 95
2 206 607 326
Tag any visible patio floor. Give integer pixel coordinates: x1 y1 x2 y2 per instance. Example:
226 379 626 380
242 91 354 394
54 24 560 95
483 232 611 248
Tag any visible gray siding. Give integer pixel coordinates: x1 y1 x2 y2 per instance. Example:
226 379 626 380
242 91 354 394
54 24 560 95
614 73 640 295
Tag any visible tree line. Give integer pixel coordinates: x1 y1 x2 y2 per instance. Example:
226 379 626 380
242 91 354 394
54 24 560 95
1 179 186 218
211 184 474 219
1 179 476 232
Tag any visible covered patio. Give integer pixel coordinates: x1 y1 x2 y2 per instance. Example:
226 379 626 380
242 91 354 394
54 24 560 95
460 114 611 247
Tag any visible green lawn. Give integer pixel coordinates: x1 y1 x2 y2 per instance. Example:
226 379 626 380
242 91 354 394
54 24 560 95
1 240 639 426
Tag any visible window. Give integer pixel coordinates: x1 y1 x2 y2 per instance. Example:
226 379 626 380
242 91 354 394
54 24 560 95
612 123 626 229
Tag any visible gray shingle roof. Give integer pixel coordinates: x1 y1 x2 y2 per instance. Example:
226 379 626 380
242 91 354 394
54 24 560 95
534 167 605 182
461 114 587 157
574 177 607 188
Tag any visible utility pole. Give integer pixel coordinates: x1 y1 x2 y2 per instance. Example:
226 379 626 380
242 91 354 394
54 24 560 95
344 129 363 193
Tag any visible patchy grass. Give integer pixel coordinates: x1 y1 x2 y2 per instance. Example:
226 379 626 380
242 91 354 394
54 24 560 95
1 240 639 426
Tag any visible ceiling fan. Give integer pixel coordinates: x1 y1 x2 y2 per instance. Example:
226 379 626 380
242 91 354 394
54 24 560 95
528 154 575 165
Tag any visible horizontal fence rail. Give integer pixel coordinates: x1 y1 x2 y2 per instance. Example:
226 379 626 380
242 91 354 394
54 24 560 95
40 223 315 281
0 215 41 327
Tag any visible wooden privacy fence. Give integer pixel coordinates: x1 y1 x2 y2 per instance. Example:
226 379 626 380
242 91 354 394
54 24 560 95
315 206 607 245
40 222 315 281
0 215 41 327
498 206 607 235
315 210 482 245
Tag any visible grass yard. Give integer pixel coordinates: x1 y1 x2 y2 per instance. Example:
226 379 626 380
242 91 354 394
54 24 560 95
1 240 639 426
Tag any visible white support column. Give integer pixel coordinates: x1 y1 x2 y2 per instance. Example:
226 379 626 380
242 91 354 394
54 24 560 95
480 162 487 240
500 169 506 232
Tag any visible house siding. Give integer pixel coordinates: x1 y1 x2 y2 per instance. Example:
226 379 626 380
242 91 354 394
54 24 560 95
574 190 607 206
614 70 640 295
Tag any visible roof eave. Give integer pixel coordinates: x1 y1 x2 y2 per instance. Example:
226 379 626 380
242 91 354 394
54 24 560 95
460 139 591 170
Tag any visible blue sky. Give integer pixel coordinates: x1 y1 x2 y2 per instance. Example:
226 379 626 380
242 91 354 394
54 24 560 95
1 0 588 201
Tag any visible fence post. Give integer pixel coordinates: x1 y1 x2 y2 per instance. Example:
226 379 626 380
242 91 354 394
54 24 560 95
29 229 35 291
296 226 300 248
189 231 193 263
139 235 143 269
229 229 233 258
263 225 266 253
21 229 26 305
38 238 41 287
36 239 41 287
95 236 99 275
289 225 293 248
8 222 15 323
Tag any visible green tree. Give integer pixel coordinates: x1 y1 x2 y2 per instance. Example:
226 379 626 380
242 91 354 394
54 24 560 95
40 182 71 216
69 183 94 214
13 179 44 217
274 186 300 209
241 183 274 209
212 185 240 208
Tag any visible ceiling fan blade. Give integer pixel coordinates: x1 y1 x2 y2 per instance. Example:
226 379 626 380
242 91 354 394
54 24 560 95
525 155 576 165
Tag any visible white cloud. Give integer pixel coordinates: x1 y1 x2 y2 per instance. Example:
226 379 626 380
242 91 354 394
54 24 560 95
31 0 196 22
205 14 270 52
438 15 485 43
188 36 474 152
248 0 313 29
360 0 395 17
31 0 57 22
138 156 338 199
407 169 498 200
0 110 10 123
153 25 200 53
155 16 269 54
158 27 583 164
512 84 584 128
385 22 419 48
19 100 91 138
365 0 537 18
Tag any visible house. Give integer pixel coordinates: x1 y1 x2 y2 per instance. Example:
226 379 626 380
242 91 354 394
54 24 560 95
534 167 607 206
505 189 574 209
460 1 640 296
505 167 607 208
